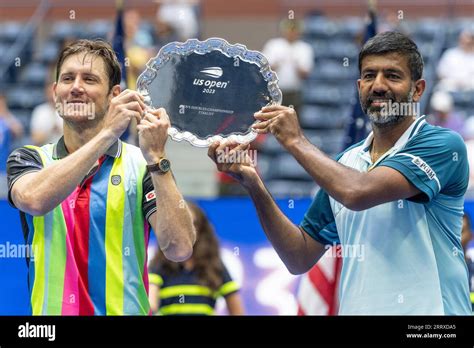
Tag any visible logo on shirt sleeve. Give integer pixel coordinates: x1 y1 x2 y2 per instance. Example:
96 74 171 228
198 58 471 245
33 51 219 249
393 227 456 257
145 190 156 202
411 156 436 180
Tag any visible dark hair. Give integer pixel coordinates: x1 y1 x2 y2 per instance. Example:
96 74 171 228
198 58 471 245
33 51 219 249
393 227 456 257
464 212 471 230
151 201 224 291
55 39 121 91
358 31 424 81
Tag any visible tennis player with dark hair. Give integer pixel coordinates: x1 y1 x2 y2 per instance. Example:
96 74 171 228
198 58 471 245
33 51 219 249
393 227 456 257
209 31 471 314
6 39 196 315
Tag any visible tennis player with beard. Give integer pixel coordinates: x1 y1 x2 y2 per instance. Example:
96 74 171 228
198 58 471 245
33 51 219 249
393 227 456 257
208 31 471 314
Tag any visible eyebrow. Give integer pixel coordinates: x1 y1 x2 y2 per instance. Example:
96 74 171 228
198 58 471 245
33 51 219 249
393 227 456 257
361 68 405 75
59 71 102 80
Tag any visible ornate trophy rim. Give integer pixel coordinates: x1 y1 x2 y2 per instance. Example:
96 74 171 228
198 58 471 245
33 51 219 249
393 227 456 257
136 37 282 147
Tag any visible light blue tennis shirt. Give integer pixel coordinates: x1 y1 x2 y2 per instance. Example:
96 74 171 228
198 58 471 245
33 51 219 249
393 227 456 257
301 116 471 315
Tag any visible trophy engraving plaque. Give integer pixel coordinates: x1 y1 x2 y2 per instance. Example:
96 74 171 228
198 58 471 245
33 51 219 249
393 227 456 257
137 37 282 147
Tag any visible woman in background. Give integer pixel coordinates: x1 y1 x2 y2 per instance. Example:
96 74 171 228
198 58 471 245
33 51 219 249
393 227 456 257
148 201 244 315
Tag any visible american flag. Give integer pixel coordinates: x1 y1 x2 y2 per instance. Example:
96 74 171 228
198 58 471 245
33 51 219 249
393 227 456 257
296 246 342 315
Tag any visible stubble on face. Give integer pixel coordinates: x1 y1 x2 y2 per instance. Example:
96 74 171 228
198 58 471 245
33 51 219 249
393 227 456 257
55 53 112 128
360 84 415 128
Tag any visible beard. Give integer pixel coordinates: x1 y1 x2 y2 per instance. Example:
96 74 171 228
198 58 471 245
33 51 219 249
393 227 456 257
360 85 415 127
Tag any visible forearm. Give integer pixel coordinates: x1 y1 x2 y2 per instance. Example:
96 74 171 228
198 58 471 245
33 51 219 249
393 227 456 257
242 172 321 274
12 130 116 215
150 172 195 262
285 136 365 208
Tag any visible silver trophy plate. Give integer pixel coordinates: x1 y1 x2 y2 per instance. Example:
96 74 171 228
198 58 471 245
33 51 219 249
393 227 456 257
137 37 282 147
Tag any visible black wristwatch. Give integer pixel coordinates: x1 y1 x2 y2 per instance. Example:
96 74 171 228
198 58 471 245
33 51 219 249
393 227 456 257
147 157 171 174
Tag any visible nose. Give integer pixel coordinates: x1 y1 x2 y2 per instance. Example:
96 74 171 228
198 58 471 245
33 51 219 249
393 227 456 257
71 76 85 95
371 72 389 95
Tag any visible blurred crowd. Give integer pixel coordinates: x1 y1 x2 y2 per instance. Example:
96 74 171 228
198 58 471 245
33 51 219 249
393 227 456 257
1 4 474 194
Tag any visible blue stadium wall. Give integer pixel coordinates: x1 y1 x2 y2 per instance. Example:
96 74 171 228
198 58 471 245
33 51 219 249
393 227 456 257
2 198 474 315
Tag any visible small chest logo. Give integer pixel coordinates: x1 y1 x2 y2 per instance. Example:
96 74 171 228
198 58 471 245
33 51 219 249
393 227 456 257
111 175 122 185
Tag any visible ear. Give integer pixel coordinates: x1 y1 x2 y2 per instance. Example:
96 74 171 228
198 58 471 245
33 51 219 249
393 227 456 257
52 82 58 103
412 79 426 103
109 84 121 99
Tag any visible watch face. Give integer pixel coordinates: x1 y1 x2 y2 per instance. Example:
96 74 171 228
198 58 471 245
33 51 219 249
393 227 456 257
159 158 171 172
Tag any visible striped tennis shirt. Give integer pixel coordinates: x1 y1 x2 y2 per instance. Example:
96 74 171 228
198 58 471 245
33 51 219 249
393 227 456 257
7 137 157 315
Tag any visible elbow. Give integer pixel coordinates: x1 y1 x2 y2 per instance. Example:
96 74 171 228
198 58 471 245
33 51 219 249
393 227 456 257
341 188 367 212
287 267 305 276
162 240 194 263
285 260 312 275
15 191 50 216
287 264 311 276
159 224 196 262
25 201 50 216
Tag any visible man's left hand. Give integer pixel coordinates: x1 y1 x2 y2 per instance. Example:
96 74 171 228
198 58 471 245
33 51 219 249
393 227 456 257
252 105 304 149
137 108 170 164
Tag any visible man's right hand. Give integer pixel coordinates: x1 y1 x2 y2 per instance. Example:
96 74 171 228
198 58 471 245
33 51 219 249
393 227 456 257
208 140 258 188
103 89 147 139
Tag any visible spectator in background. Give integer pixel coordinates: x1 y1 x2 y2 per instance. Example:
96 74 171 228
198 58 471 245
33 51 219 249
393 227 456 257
376 10 409 35
121 9 156 145
148 201 244 315
428 91 465 137
155 0 199 42
0 92 24 172
437 27 474 92
461 213 474 311
124 9 154 49
30 82 63 146
262 19 314 116
124 8 155 91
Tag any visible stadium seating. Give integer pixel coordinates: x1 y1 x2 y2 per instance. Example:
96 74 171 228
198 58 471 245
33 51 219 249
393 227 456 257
256 16 473 197
1 16 472 198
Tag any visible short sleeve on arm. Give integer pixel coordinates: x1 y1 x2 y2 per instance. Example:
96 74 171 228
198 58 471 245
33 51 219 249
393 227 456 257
6 147 44 207
148 263 163 287
379 128 469 203
299 188 340 246
218 263 240 298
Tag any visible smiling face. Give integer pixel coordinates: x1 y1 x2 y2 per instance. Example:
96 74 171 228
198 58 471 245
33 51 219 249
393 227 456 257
53 52 119 124
358 52 426 127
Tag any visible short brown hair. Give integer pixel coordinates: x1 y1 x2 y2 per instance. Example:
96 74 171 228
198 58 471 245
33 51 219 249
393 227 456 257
55 39 122 91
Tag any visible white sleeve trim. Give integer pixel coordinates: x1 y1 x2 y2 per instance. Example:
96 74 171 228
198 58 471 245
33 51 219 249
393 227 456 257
395 153 441 191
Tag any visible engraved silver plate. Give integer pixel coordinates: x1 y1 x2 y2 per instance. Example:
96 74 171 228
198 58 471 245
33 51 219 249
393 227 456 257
137 37 282 147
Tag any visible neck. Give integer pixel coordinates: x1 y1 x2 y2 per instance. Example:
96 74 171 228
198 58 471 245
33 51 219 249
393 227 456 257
371 116 417 155
63 120 104 153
